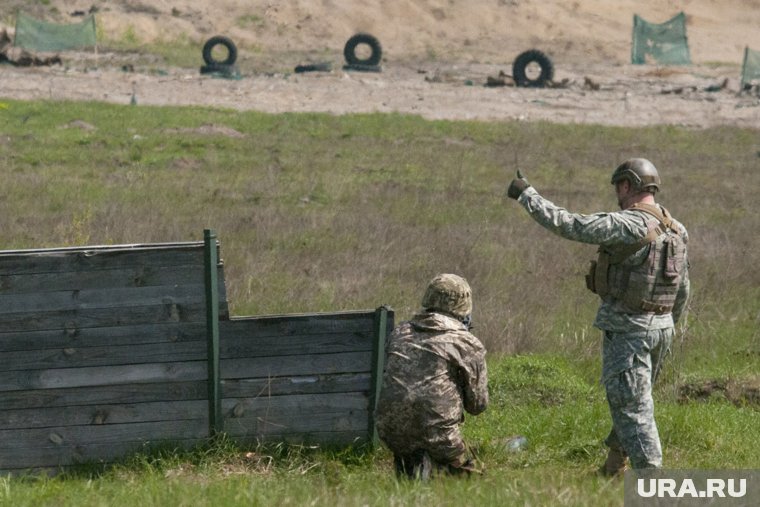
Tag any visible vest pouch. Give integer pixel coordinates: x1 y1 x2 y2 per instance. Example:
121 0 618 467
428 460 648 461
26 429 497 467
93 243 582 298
622 271 656 311
585 260 597 293
663 237 684 279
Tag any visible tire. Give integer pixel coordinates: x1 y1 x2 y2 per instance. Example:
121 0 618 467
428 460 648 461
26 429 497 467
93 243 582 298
202 36 238 66
199 63 239 78
343 33 382 67
342 63 382 73
512 49 554 88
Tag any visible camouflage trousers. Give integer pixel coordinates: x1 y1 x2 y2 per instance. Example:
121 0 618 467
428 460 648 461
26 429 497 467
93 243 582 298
601 327 673 469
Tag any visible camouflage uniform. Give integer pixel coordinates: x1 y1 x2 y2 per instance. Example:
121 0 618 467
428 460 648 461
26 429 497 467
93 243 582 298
516 187 690 468
375 274 488 474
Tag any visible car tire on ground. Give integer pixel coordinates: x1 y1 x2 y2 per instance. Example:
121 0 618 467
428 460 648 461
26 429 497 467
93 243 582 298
343 33 382 67
202 36 238 66
512 49 554 88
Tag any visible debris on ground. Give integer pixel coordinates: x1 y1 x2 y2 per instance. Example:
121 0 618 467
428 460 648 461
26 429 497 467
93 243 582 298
583 77 601 91
294 62 332 73
704 78 729 92
678 376 760 407
661 85 699 95
663 78 731 95
485 71 514 87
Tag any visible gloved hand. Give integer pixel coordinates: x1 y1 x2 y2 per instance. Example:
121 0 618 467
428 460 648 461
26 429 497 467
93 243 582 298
506 170 530 200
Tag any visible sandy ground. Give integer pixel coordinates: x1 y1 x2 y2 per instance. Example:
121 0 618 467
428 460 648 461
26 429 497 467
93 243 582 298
1 0 760 128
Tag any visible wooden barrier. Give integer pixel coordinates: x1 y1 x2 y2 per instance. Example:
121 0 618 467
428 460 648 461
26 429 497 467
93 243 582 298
0 233 392 474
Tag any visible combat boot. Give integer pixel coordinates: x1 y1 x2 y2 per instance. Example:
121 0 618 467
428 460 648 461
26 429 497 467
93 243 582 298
411 451 432 481
394 450 432 481
599 446 628 477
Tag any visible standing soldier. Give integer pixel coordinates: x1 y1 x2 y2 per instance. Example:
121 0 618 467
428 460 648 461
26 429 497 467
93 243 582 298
375 273 488 479
506 159 690 475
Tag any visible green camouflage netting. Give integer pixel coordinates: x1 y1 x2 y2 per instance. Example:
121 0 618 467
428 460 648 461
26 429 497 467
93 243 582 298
741 47 760 87
14 12 96 52
632 12 691 65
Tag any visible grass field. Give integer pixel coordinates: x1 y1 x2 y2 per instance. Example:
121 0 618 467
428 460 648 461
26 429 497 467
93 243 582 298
0 98 758 506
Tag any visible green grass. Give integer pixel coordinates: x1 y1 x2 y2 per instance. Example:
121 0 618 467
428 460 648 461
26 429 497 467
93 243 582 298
0 98 758 505
2 354 757 506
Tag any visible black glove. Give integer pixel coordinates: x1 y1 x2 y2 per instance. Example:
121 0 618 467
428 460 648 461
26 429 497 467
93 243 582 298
506 170 530 200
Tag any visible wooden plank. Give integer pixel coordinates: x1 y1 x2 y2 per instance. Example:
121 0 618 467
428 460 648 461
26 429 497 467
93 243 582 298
0 437 208 472
224 408 367 437
222 392 368 440
0 301 207 333
222 392 367 417
223 312 377 338
219 329 373 359
0 264 204 295
0 245 205 276
0 437 208 476
0 361 207 392
0 420 209 469
0 400 207 430
0 284 207 315
0 381 208 410
1 340 207 372
221 351 372 379
0 419 209 451
221 373 371 399
0 322 207 353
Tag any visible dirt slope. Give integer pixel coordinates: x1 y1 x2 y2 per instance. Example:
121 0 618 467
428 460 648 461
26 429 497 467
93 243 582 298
5 0 760 64
1 1 759 127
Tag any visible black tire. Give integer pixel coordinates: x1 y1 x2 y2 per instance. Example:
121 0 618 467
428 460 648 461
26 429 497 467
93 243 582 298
512 49 554 88
202 36 238 66
199 63 239 78
343 33 382 66
342 63 382 73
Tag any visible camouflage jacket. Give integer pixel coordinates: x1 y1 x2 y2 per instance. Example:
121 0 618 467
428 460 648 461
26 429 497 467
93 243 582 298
517 187 690 332
374 312 488 452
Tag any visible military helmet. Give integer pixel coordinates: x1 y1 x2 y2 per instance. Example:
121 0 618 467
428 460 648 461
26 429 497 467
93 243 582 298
421 273 472 320
610 158 660 193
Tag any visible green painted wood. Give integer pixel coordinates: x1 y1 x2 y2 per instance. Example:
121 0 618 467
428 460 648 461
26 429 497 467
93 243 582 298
204 230 222 435
368 306 393 446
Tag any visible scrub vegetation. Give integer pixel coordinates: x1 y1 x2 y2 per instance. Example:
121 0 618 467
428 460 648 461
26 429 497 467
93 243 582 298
0 99 757 506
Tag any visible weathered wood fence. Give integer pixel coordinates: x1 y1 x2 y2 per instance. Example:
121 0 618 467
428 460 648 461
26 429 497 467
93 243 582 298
0 231 392 474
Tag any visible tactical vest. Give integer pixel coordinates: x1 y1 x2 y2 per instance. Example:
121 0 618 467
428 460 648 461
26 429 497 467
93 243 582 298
585 203 687 314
